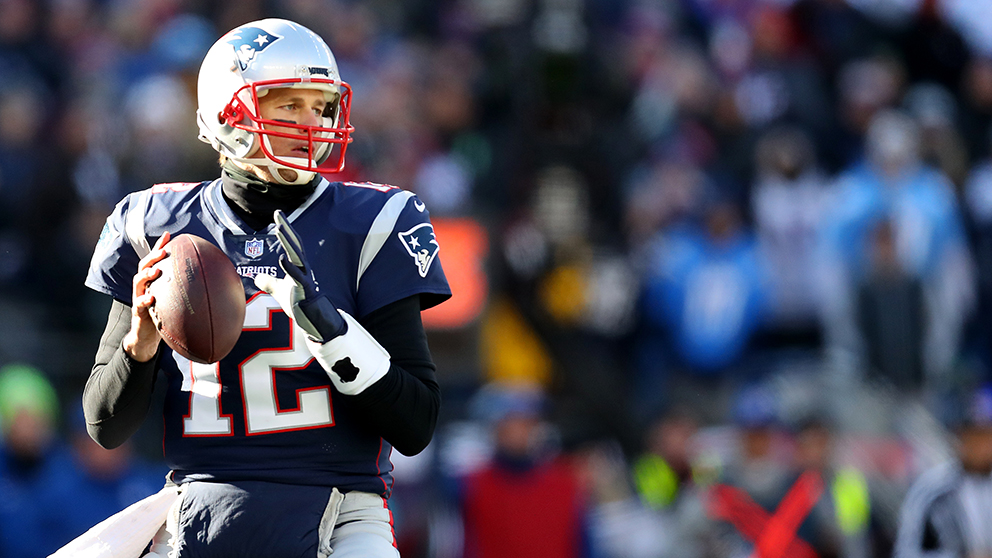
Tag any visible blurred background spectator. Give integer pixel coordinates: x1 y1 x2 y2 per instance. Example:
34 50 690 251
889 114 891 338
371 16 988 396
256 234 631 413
456 382 589 558
0 363 66 557
0 363 166 557
3 0 992 555
893 385 992 558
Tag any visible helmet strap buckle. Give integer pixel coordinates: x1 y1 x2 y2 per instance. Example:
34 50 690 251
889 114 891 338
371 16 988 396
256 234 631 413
220 103 244 126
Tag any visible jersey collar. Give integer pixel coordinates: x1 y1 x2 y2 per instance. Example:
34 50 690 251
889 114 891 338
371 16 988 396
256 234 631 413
203 176 331 235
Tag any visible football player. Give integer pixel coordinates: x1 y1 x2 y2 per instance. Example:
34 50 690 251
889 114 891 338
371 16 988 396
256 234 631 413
80 18 450 558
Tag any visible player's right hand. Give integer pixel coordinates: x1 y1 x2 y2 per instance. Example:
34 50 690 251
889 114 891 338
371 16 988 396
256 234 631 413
123 232 171 362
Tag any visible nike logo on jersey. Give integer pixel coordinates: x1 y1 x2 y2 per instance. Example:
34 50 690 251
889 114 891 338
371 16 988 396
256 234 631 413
413 200 426 212
398 224 440 278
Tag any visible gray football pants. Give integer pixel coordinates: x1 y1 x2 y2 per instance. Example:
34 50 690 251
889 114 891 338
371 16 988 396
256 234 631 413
146 481 399 558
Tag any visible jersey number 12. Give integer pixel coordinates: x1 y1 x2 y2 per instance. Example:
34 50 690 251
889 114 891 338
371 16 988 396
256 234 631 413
181 294 335 436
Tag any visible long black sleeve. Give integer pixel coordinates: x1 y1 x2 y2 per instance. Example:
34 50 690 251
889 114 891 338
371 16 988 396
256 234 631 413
347 295 441 456
82 300 162 449
83 296 440 456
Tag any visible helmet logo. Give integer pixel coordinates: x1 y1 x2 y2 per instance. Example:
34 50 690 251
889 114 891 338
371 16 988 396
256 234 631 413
227 27 283 71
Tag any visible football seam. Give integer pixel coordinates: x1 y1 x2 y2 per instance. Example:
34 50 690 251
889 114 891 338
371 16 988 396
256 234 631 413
192 240 217 363
159 327 194 361
150 257 198 362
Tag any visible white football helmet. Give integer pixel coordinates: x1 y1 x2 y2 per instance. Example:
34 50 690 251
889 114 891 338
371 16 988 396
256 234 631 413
196 19 353 184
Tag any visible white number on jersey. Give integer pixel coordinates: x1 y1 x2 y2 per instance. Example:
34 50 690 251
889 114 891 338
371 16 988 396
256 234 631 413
180 294 334 436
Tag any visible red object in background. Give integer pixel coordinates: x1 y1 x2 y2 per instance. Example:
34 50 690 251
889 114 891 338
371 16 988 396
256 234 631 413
421 217 489 329
320 165 363 185
462 458 585 558
708 471 824 558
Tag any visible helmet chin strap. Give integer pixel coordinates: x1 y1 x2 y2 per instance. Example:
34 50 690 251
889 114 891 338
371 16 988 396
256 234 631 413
269 165 317 186
230 135 319 185
260 135 319 185
228 154 318 186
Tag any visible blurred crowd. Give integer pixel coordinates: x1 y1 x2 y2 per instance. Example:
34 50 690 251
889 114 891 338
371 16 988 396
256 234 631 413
4 0 992 556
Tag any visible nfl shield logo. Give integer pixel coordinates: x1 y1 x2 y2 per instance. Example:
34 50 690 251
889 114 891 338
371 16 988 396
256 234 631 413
245 238 264 258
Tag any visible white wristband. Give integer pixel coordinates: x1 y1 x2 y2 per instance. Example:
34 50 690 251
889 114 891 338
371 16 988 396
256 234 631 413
307 310 391 395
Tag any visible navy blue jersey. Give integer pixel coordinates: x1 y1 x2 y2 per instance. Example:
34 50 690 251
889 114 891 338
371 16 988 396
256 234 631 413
85 178 450 495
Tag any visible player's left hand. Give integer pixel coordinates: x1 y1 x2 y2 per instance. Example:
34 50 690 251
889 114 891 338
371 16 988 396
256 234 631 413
254 210 391 396
254 210 347 343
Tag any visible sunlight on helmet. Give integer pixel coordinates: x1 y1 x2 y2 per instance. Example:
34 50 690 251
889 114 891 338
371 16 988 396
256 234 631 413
195 18 354 185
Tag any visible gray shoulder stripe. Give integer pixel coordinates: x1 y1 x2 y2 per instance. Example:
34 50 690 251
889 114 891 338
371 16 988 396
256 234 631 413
287 177 330 222
124 191 152 258
206 179 247 235
356 190 415 290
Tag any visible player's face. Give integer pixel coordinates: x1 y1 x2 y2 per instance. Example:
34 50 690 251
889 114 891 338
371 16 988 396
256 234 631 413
254 87 328 159
958 425 992 474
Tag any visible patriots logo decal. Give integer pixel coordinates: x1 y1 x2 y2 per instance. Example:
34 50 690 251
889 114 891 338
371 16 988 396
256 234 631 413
227 27 282 71
95 222 114 252
398 223 440 278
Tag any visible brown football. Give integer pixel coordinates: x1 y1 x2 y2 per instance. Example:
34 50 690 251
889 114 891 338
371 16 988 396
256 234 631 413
147 234 246 364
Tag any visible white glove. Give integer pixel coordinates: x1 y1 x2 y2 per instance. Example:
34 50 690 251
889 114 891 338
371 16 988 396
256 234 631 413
304 311 391 395
255 210 390 395
253 210 347 342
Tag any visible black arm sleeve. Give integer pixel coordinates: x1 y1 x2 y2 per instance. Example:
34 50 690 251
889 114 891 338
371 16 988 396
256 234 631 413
84 296 439 455
347 295 441 456
82 300 162 449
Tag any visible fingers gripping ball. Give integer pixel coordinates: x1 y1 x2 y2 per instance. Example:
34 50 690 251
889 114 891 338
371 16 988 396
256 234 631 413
147 234 246 364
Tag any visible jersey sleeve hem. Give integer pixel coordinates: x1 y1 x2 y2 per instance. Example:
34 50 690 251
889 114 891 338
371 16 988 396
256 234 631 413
357 286 452 319
84 278 132 305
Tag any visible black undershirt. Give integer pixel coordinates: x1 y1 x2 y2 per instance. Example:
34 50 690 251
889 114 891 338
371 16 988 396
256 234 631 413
82 169 441 457
220 161 317 231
